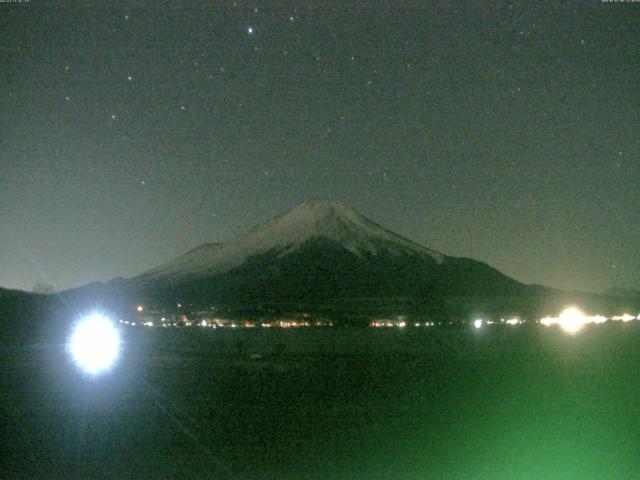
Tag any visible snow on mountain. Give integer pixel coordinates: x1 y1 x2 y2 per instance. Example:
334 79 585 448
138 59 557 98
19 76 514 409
135 199 444 284
139 242 224 281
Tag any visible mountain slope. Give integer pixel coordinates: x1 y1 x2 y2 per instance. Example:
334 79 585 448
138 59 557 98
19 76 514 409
139 242 224 282
0 288 60 343
135 199 444 284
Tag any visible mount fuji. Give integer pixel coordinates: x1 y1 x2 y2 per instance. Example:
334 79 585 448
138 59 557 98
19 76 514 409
128 199 530 318
136 199 445 283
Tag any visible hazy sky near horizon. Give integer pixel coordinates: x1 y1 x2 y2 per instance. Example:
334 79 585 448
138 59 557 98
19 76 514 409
1 1 638 293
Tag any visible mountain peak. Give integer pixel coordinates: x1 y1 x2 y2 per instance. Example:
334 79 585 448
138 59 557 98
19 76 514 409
292 198 353 213
261 198 366 232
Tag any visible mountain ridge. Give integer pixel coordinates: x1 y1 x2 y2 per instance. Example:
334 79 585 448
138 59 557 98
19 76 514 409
2 200 639 336
123 199 541 319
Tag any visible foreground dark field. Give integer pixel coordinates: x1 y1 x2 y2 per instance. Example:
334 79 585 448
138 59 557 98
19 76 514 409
2 324 640 479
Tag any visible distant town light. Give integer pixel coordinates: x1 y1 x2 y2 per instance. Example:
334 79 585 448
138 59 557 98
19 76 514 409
540 316 555 327
612 313 635 322
68 312 120 375
592 315 607 324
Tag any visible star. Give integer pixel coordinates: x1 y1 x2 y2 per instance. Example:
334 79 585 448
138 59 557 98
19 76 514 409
127 75 133 81
180 105 186 111
247 26 254 34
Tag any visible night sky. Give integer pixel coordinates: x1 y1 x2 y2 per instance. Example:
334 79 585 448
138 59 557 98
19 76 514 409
1 1 638 294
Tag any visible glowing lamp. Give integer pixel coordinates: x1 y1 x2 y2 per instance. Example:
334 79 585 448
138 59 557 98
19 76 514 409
68 312 121 375
558 307 587 334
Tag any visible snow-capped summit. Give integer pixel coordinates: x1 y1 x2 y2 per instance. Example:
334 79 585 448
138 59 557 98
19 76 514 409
135 199 443 284
239 199 443 259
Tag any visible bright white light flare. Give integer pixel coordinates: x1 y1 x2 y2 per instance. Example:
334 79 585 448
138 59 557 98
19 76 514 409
540 308 616 333
68 313 121 375
558 307 587 334
474 319 483 329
